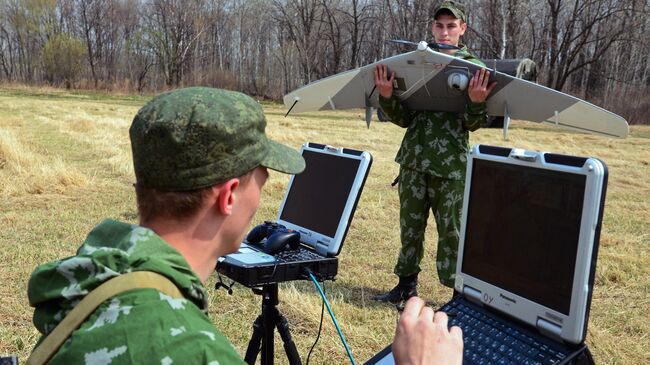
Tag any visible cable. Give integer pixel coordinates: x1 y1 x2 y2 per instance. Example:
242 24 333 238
307 271 357 365
214 274 235 295
306 282 325 365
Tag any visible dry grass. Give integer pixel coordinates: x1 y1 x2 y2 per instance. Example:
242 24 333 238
0 129 88 197
1 86 648 364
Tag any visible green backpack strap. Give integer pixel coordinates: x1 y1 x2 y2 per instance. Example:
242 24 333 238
27 271 183 365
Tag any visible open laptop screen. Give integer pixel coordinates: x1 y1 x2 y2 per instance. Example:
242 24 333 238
279 149 361 237
461 159 586 315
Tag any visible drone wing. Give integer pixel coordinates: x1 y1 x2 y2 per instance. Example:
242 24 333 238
283 46 628 138
283 68 370 114
283 48 446 115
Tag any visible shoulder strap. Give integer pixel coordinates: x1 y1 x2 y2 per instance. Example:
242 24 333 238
27 271 183 365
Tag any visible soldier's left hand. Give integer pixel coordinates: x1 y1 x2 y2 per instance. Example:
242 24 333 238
468 68 497 103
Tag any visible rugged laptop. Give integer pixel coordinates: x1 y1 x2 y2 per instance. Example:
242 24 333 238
217 142 372 287
366 144 607 365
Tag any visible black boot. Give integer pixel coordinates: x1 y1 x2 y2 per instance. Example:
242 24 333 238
373 274 418 304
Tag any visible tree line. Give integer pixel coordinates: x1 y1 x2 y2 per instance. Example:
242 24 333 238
1 0 648 123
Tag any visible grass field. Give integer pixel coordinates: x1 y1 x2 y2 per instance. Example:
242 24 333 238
1 86 648 364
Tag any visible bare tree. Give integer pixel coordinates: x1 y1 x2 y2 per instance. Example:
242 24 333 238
0 23 15 79
3 0 58 82
340 0 377 69
0 0 648 123
543 0 630 91
143 0 207 87
320 0 345 75
385 0 433 42
272 0 324 85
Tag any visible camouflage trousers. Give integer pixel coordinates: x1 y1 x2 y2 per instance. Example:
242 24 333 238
393 167 464 288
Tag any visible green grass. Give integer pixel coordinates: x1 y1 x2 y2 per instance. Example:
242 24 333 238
1 86 649 363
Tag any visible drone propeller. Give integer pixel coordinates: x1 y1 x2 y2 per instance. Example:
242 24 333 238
386 39 460 51
387 39 419 47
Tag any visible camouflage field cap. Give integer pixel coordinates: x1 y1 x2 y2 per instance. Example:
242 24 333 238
434 0 467 22
130 87 305 191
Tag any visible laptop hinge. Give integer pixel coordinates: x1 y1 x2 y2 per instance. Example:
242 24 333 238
463 285 483 306
315 240 329 256
536 317 563 342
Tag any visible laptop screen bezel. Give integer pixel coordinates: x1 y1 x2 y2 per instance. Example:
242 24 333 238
275 143 372 257
455 145 606 345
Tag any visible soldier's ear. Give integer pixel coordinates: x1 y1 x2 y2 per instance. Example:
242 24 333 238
214 178 240 216
459 21 467 35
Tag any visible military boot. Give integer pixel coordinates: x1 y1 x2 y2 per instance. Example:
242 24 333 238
373 273 418 304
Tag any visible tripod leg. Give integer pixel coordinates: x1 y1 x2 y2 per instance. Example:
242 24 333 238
244 315 264 365
276 312 302 365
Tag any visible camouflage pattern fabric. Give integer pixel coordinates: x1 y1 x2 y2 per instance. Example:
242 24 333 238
394 167 464 287
130 87 304 191
378 46 488 287
28 219 246 364
435 0 467 22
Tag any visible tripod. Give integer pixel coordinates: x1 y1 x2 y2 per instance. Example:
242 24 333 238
244 283 302 365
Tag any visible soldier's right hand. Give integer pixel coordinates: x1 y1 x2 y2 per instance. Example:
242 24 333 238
392 297 464 365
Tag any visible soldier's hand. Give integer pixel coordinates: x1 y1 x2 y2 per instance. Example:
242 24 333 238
374 64 395 99
392 297 463 365
468 68 497 103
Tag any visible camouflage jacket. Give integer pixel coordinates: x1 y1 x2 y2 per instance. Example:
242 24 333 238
28 219 245 364
378 46 488 180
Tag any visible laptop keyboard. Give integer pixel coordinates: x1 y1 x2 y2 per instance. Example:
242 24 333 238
275 247 324 263
440 300 569 365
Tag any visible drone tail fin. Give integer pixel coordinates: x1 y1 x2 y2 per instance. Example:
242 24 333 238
364 90 376 128
365 107 374 128
503 103 511 140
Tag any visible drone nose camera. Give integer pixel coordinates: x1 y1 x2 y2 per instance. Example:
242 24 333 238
447 72 469 91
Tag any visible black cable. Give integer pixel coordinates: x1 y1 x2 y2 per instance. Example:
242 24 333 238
214 274 235 295
306 280 326 365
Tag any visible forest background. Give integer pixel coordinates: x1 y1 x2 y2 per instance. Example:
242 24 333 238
1 0 649 124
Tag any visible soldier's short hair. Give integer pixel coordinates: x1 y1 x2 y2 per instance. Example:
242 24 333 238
134 171 253 223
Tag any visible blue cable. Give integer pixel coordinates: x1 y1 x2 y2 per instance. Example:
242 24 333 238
307 272 357 365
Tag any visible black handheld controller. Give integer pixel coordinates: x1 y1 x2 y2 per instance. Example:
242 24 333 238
246 221 301 254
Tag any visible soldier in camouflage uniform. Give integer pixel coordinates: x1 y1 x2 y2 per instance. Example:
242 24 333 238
374 1 496 303
27 87 306 364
